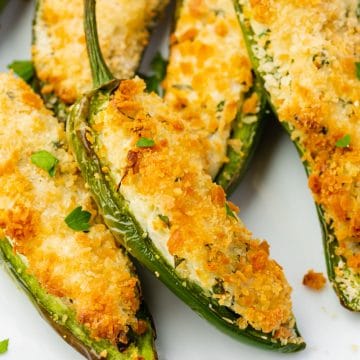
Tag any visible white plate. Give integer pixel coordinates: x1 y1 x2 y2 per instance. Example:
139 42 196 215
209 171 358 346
0 1 359 359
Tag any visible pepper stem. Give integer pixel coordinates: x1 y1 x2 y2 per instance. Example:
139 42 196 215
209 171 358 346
84 0 115 88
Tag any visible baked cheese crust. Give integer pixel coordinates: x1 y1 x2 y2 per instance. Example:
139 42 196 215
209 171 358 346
239 1 360 279
32 0 168 104
163 0 256 177
0 73 141 344
90 77 301 342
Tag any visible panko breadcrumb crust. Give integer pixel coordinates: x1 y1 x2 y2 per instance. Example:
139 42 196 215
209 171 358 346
239 0 360 274
32 0 168 103
164 0 257 177
0 73 141 344
89 77 301 342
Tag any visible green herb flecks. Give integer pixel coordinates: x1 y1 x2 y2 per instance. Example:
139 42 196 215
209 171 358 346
8 60 35 83
312 52 329 69
174 255 185 268
216 100 225 113
158 214 170 228
136 137 155 148
172 84 193 91
0 339 9 354
355 62 360 80
65 206 91 232
335 134 351 148
225 203 237 220
212 278 225 295
31 150 59 177
212 8 225 16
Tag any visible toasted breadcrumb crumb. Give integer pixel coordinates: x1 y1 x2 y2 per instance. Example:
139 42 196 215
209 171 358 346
303 270 326 291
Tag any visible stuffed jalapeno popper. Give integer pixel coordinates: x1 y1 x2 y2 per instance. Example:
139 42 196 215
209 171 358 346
0 72 156 359
68 0 305 351
233 0 360 310
32 0 168 116
163 0 266 192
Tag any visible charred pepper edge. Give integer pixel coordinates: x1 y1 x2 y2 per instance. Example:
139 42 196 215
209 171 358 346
232 0 360 311
0 237 157 360
165 0 266 193
67 91 305 352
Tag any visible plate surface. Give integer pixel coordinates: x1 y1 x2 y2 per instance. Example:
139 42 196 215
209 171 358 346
0 1 359 359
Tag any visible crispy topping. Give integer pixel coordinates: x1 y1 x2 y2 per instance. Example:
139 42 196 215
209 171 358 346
92 77 298 340
242 0 360 273
164 0 255 177
32 0 168 103
0 73 140 343
303 270 326 291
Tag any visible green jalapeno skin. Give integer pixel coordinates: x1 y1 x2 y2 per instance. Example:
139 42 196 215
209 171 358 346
232 0 360 311
0 238 156 360
66 0 306 352
215 81 268 194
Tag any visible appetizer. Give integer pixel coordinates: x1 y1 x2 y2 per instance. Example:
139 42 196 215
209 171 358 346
0 72 156 359
234 0 360 309
68 0 305 351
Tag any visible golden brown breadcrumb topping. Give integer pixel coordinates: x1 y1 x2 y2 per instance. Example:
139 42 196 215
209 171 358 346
241 0 360 273
32 0 168 103
164 0 255 177
91 77 300 340
0 73 140 343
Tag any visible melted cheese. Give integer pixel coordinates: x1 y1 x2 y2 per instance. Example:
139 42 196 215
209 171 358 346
240 0 360 274
90 77 301 342
32 0 168 104
0 73 141 344
163 0 256 177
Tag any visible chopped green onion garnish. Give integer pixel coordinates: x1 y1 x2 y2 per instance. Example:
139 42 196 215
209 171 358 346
158 214 170 227
212 278 225 295
335 134 351 148
136 137 155 148
31 150 59 177
0 339 9 354
174 255 185 268
355 62 360 80
8 60 35 83
225 203 237 220
65 206 91 232
216 100 225 112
